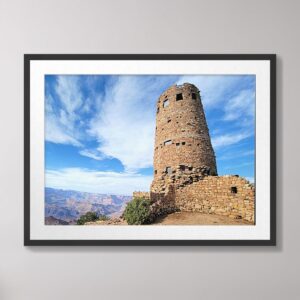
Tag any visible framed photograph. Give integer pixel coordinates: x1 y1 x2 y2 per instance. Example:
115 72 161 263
24 54 276 246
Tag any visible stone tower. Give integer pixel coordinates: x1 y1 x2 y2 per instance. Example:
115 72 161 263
151 83 217 193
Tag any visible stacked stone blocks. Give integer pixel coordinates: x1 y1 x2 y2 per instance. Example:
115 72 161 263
135 83 255 224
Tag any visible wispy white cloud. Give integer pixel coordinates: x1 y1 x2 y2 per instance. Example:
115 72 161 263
79 149 108 161
55 76 84 115
46 168 152 195
88 76 174 171
45 93 82 146
176 75 250 108
223 89 255 121
45 76 86 146
192 79 255 153
46 111 82 147
212 131 252 148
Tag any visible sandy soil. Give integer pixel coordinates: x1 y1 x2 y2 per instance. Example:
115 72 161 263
152 212 253 225
86 212 254 226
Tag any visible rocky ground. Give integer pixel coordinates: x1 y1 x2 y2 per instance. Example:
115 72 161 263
86 212 253 225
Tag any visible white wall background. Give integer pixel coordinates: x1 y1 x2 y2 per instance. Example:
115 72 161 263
0 0 298 299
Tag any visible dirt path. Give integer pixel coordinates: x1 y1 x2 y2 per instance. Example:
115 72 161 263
87 212 253 226
153 212 253 225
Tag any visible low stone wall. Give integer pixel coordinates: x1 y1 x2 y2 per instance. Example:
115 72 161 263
135 176 255 223
174 176 255 223
132 191 150 200
132 190 176 222
150 185 177 218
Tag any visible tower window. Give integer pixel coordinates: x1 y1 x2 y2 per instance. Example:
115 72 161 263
157 107 159 114
176 93 183 101
154 170 157 174
188 166 193 171
179 165 185 171
163 99 169 108
182 142 186 145
231 187 238 194
176 143 180 146
192 93 197 100
167 119 171 123
166 167 172 175
164 140 172 146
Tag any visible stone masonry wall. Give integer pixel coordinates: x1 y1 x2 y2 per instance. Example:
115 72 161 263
152 83 217 192
174 176 255 222
148 175 255 223
146 83 255 223
132 191 150 200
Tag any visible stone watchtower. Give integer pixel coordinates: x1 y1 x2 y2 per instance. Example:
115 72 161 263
151 83 217 194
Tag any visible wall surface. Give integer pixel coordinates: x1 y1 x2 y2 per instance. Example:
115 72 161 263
153 83 217 178
0 0 299 299
175 176 255 222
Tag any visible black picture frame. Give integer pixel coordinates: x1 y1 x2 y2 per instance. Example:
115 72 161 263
24 54 276 246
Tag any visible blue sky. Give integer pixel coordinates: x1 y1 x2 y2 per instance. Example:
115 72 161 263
45 74 255 195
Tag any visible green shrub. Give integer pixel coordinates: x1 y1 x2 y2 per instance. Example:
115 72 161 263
77 211 99 225
124 197 151 225
98 214 109 221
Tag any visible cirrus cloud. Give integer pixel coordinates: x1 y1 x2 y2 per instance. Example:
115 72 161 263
87 76 176 171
